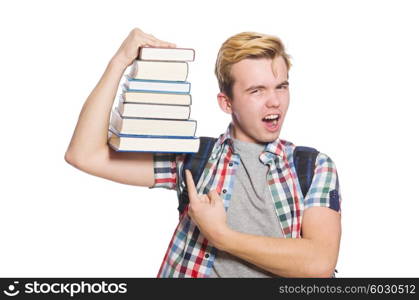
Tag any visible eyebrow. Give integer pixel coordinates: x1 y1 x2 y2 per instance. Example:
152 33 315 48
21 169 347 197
244 80 289 92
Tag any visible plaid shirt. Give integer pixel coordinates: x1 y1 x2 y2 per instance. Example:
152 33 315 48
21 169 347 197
150 123 341 278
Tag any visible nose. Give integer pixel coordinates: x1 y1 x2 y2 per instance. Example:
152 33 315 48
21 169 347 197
265 89 281 108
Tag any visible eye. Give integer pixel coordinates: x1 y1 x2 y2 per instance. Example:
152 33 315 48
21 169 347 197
277 84 288 90
250 89 259 94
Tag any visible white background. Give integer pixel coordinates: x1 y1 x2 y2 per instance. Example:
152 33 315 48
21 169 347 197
1 0 418 277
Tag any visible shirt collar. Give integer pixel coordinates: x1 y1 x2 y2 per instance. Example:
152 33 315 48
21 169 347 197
218 122 284 158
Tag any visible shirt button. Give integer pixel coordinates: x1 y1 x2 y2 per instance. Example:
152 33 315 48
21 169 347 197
205 253 210 259
222 189 227 194
229 162 233 167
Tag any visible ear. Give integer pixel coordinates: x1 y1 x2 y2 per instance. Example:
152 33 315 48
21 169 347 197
217 92 233 114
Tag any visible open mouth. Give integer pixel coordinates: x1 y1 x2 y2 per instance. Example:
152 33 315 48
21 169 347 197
262 114 280 127
261 113 281 132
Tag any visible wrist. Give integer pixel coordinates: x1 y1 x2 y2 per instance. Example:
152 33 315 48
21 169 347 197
109 55 131 72
214 226 234 251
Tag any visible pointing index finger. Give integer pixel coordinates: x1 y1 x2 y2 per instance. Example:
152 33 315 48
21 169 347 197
185 169 198 200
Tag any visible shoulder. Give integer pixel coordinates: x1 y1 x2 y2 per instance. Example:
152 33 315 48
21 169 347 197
315 152 337 167
279 138 296 150
281 140 339 171
280 139 335 162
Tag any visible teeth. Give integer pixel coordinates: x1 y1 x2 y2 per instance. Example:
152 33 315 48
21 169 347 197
263 114 279 120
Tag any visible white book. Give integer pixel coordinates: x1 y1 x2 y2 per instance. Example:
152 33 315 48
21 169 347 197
117 100 190 119
110 108 197 136
108 129 200 153
129 60 189 81
139 47 195 62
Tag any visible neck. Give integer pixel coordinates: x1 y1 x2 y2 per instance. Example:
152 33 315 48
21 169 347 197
230 123 266 145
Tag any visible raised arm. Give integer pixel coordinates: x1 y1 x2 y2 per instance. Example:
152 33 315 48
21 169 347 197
65 28 176 187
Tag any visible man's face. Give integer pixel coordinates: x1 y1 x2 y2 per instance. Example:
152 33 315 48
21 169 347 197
226 56 290 144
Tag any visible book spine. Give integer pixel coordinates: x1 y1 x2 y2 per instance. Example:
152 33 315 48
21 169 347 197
122 102 190 107
109 129 198 139
117 112 197 122
138 47 195 62
111 148 199 154
124 88 190 95
130 60 189 81
125 77 191 93
126 77 190 84
119 103 190 120
122 89 192 105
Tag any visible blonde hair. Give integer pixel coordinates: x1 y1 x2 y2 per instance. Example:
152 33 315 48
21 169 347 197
215 32 291 99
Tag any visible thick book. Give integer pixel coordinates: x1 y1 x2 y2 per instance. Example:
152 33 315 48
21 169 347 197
129 60 189 81
110 108 197 136
122 90 192 105
117 99 191 119
124 77 190 94
108 128 200 153
138 47 195 62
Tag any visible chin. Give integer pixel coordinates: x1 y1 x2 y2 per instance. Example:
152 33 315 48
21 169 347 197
256 132 280 143
233 122 281 144
263 136 279 143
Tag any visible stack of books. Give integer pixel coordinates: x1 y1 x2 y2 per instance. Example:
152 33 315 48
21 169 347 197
108 47 200 153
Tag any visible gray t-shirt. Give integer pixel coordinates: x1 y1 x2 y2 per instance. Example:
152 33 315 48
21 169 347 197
210 138 284 278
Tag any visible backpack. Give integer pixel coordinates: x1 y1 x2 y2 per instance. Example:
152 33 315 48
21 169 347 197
177 136 338 277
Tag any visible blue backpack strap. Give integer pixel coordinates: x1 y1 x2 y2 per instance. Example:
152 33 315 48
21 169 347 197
293 146 319 198
177 136 217 215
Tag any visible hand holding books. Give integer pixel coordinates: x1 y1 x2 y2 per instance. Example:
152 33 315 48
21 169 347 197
111 28 176 69
108 44 200 153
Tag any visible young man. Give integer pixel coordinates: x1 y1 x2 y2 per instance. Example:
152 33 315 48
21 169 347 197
65 28 341 278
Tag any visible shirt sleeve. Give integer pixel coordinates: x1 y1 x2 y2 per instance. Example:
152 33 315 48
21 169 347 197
149 153 186 191
304 152 341 213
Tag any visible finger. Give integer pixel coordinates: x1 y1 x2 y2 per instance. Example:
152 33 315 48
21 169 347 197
145 40 175 48
185 169 199 201
149 35 176 47
144 33 176 48
156 38 176 47
208 190 219 205
140 36 165 48
154 39 176 48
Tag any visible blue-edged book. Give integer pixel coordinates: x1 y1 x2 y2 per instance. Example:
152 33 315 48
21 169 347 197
122 89 192 105
108 127 199 153
110 108 197 136
124 76 191 94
